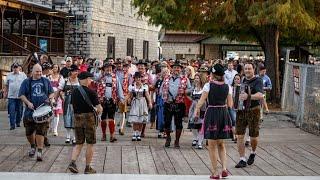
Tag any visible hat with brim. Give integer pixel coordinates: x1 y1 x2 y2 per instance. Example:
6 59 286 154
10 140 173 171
42 62 52 70
211 64 225 76
70 64 79 72
78 71 94 80
198 66 210 73
136 60 147 66
66 57 72 62
103 63 116 69
133 71 142 78
171 60 183 68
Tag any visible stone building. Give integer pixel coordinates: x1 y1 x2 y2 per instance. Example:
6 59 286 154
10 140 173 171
56 0 159 60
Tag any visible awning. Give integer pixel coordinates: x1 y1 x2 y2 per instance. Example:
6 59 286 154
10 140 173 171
159 34 208 43
0 0 67 18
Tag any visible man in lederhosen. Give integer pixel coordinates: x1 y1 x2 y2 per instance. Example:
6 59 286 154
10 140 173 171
161 60 192 148
235 62 264 168
97 63 125 142
68 71 103 174
116 60 131 135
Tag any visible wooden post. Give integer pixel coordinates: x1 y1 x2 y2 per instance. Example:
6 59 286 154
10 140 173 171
0 6 5 53
35 14 39 47
20 10 24 37
20 10 24 55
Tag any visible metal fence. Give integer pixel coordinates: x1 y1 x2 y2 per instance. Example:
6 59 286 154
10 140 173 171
281 61 320 135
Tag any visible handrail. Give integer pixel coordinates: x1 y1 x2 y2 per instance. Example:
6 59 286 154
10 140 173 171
0 34 31 53
11 33 47 54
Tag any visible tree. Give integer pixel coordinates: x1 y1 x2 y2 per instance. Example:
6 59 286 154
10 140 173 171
133 0 320 103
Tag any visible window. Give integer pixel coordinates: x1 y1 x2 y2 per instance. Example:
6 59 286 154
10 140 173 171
107 36 115 59
127 38 134 57
143 41 149 60
111 0 115 10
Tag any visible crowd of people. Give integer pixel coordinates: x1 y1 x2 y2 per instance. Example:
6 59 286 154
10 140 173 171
3 54 272 178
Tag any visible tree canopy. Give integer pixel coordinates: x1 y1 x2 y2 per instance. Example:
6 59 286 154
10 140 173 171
133 0 320 45
133 0 320 102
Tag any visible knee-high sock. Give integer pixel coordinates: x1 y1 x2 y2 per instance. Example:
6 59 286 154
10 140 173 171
198 133 204 145
53 116 59 133
71 129 75 140
192 129 198 141
108 120 115 135
101 121 107 135
66 128 71 139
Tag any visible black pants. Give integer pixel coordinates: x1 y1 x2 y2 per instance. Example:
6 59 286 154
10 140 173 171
150 106 156 123
164 103 185 130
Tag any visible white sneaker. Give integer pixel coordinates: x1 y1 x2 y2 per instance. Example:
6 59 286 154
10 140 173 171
53 132 58 136
132 135 137 141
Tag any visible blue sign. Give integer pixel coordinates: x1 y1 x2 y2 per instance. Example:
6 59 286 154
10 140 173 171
39 39 48 52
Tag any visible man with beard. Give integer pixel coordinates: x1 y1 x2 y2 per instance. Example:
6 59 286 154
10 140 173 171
161 60 192 148
98 63 124 142
235 62 264 168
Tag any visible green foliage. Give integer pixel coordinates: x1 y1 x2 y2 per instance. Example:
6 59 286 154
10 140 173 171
133 0 320 45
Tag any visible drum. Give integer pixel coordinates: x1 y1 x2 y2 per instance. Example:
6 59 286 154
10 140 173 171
32 105 53 123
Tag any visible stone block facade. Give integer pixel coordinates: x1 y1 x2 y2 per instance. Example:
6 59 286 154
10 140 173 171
51 0 159 60
161 42 200 60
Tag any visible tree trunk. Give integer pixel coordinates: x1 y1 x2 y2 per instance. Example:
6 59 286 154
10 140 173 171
264 25 281 103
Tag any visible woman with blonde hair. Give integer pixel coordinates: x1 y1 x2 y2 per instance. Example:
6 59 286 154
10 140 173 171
188 73 207 149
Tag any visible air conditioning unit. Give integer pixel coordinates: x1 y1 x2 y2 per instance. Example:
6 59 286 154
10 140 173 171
52 0 66 5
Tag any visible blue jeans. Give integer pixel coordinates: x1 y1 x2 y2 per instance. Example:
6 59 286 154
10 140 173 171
7 98 23 128
228 108 237 127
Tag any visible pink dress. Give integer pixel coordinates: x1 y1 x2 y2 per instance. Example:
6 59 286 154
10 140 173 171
49 75 63 115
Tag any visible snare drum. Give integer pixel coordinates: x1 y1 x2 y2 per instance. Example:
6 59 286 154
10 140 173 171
32 105 53 123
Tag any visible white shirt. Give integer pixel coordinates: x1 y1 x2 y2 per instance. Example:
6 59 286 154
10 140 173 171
5 72 27 98
129 83 149 93
128 64 138 77
203 83 232 95
58 78 80 90
224 69 238 86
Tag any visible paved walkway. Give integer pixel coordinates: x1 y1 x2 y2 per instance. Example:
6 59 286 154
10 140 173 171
0 111 319 177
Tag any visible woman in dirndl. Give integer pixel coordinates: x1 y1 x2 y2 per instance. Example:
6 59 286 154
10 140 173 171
188 73 207 149
194 63 233 179
49 64 63 136
56 65 80 144
128 72 152 141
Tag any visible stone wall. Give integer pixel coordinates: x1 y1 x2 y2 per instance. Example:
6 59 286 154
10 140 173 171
161 42 200 60
90 0 159 60
0 56 26 71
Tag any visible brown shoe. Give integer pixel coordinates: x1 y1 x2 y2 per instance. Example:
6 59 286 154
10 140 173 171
68 162 79 174
101 134 106 141
84 166 96 174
